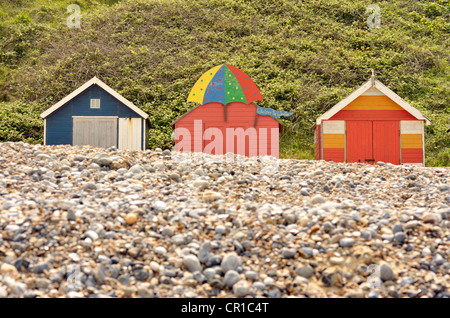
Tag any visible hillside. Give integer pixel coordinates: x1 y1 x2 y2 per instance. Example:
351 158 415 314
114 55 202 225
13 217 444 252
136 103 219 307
0 0 449 165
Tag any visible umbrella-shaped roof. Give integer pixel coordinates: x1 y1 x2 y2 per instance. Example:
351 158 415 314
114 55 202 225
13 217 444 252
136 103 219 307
187 64 263 105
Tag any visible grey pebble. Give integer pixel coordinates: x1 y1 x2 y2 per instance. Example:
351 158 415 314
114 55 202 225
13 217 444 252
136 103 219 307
215 225 226 235
224 270 240 287
394 232 406 244
161 227 174 237
245 270 259 281
129 164 145 174
221 253 241 273
252 282 265 291
433 254 444 266
300 188 310 196
311 195 325 204
33 262 50 274
134 268 149 281
296 265 314 279
339 237 355 247
183 255 202 273
198 242 212 264
82 182 97 191
233 280 250 297
399 277 414 287
172 234 185 245
379 263 395 281
170 173 181 182
267 288 281 298
301 247 313 258
282 248 297 259
392 223 403 234
203 268 217 281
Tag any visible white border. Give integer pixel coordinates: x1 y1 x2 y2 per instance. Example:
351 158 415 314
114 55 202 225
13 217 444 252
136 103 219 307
43 118 46 145
72 116 118 118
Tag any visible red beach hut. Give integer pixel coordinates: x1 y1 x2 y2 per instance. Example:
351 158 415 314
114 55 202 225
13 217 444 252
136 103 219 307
172 64 281 158
315 73 431 165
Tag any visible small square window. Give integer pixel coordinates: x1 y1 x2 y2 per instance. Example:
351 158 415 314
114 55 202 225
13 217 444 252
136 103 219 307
90 99 101 109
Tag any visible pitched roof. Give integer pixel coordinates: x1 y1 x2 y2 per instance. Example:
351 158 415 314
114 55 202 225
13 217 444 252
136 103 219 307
316 75 431 125
40 77 149 119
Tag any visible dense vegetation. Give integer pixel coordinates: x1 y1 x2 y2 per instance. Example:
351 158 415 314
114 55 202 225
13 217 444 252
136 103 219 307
0 0 449 165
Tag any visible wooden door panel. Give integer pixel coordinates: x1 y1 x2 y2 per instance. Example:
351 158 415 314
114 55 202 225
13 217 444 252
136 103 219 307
118 118 141 150
73 117 117 148
96 119 117 149
73 118 94 147
346 121 373 163
373 121 399 164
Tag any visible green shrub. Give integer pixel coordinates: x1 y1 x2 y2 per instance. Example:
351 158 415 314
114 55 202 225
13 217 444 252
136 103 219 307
0 100 43 144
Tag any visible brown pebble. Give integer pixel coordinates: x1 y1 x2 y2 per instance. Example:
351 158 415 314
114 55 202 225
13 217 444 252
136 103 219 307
422 214 440 224
309 224 320 236
0 263 18 275
330 234 344 244
125 213 138 225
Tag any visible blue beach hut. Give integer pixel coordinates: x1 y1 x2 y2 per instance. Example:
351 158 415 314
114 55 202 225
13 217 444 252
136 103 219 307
40 77 150 150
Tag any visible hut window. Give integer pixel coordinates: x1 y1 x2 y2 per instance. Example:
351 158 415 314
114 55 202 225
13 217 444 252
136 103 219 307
90 99 101 109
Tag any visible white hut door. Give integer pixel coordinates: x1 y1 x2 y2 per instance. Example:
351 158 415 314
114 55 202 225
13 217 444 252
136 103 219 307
73 117 117 148
118 118 142 150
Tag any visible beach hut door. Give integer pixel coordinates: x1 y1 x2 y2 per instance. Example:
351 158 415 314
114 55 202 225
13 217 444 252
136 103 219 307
118 118 142 151
73 117 117 149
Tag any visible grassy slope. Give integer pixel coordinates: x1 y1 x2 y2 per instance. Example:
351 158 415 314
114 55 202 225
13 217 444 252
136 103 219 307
0 0 449 165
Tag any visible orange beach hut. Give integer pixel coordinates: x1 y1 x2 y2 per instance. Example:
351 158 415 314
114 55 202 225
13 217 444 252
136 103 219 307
315 74 431 165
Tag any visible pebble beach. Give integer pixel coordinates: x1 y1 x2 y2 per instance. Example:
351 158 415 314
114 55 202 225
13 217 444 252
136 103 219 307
0 141 448 298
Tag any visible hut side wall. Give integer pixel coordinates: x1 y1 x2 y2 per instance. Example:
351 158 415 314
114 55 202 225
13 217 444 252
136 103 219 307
400 120 424 164
321 120 345 162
